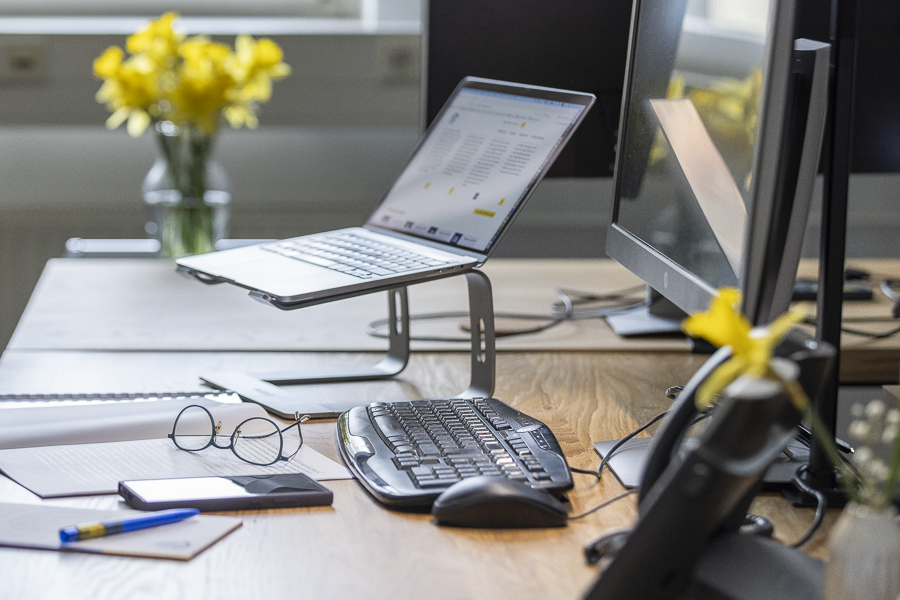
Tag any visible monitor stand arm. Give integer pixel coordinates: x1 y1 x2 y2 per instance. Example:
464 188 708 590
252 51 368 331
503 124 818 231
199 270 496 412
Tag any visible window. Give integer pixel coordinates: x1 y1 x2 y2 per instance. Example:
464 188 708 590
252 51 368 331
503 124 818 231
0 0 363 18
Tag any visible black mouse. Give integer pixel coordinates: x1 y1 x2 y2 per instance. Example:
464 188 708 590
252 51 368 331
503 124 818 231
431 476 568 528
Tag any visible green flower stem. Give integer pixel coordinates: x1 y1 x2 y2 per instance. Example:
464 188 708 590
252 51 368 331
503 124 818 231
153 122 218 258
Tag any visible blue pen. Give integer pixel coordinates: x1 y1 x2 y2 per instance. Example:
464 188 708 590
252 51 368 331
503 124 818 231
59 508 200 543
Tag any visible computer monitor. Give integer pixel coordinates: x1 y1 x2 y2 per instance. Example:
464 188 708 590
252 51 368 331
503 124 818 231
604 0 829 336
795 0 900 174
422 0 632 178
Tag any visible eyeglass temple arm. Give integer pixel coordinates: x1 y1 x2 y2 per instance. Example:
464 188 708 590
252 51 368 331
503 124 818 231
279 414 310 433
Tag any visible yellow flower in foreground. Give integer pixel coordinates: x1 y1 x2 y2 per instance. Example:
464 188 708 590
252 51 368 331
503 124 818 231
682 288 808 409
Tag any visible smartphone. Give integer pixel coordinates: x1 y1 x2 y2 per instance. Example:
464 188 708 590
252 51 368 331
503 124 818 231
119 473 333 511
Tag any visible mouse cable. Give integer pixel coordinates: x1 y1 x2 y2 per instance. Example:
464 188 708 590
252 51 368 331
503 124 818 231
576 388 695 484
787 464 827 548
364 286 650 343
568 488 639 521
594 411 671 481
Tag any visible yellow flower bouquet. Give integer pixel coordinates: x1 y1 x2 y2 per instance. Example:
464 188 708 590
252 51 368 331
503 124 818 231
93 13 290 257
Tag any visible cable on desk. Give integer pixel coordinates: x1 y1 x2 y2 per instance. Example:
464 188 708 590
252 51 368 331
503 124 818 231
568 488 638 521
580 388 688 483
548 285 648 319
364 286 650 343
803 316 900 340
594 411 671 481
788 465 828 548
790 272 900 338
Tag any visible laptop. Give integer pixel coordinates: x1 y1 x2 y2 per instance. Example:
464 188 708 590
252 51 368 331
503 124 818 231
177 78 595 308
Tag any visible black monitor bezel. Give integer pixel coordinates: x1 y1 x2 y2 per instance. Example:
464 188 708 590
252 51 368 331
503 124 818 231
606 0 806 325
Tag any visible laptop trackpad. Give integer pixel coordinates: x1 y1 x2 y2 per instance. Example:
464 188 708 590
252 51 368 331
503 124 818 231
218 255 352 297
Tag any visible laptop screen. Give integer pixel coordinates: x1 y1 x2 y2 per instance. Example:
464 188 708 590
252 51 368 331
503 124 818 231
366 82 590 253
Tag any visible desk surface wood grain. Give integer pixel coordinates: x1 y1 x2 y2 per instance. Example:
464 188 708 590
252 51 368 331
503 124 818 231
0 351 834 600
6 257 899 381
0 256 876 600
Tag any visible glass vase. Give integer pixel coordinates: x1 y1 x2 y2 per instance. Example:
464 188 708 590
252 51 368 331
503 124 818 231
825 502 900 600
142 121 231 259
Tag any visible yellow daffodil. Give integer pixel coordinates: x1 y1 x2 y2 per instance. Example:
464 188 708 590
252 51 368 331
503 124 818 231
233 34 292 104
126 12 183 62
170 38 237 134
223 101 259 129
93 47 158 136
682 288 809 410
92 13 289 136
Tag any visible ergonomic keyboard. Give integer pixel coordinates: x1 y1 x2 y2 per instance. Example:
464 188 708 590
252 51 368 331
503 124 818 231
261 232 451 280
336 397 573 506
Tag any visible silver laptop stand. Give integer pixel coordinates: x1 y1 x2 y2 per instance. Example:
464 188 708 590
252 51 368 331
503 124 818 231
195 270 496 415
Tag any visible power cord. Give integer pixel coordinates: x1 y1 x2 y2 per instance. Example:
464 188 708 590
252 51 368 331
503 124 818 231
803 316 900 340
365 286 649 343
568 488 638 521
796 270 900 339
788 464 828 548
594 411 671 480
548 285 649 319
577 387 686 484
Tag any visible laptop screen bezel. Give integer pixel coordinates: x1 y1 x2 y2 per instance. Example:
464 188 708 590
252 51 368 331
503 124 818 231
363 76 595 264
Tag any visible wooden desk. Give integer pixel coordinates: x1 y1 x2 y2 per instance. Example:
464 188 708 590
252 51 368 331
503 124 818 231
0 258 864 599
4 258 897 385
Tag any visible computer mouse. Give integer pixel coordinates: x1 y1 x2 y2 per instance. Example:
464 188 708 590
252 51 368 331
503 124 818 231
431 476 568 528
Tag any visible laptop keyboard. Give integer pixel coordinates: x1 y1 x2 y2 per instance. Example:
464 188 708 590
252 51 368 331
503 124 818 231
337 397 573 506
261 232 452 279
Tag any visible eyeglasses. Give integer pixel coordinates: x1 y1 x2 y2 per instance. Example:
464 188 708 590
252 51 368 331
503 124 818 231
169 405 310 466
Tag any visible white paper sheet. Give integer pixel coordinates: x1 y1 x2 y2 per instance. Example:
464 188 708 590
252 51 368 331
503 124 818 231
0 395 250 450
0 438 352 498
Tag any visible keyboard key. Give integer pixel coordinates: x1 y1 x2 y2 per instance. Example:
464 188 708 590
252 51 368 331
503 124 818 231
418 444 441 456
416 479 452 488
263 232 455 280
371 414 407 441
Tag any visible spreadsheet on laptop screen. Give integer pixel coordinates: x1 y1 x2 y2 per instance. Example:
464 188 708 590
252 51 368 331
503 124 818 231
367 88 587 253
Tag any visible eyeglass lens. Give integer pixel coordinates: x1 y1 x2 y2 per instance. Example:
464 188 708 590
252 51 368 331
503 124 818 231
172 405 303 466
171 405 218 451
232 417 299 465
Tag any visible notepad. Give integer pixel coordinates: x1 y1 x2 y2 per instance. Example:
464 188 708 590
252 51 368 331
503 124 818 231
0 393 244 450
0 502 241 561
0 438 352 498
0 398 353 497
